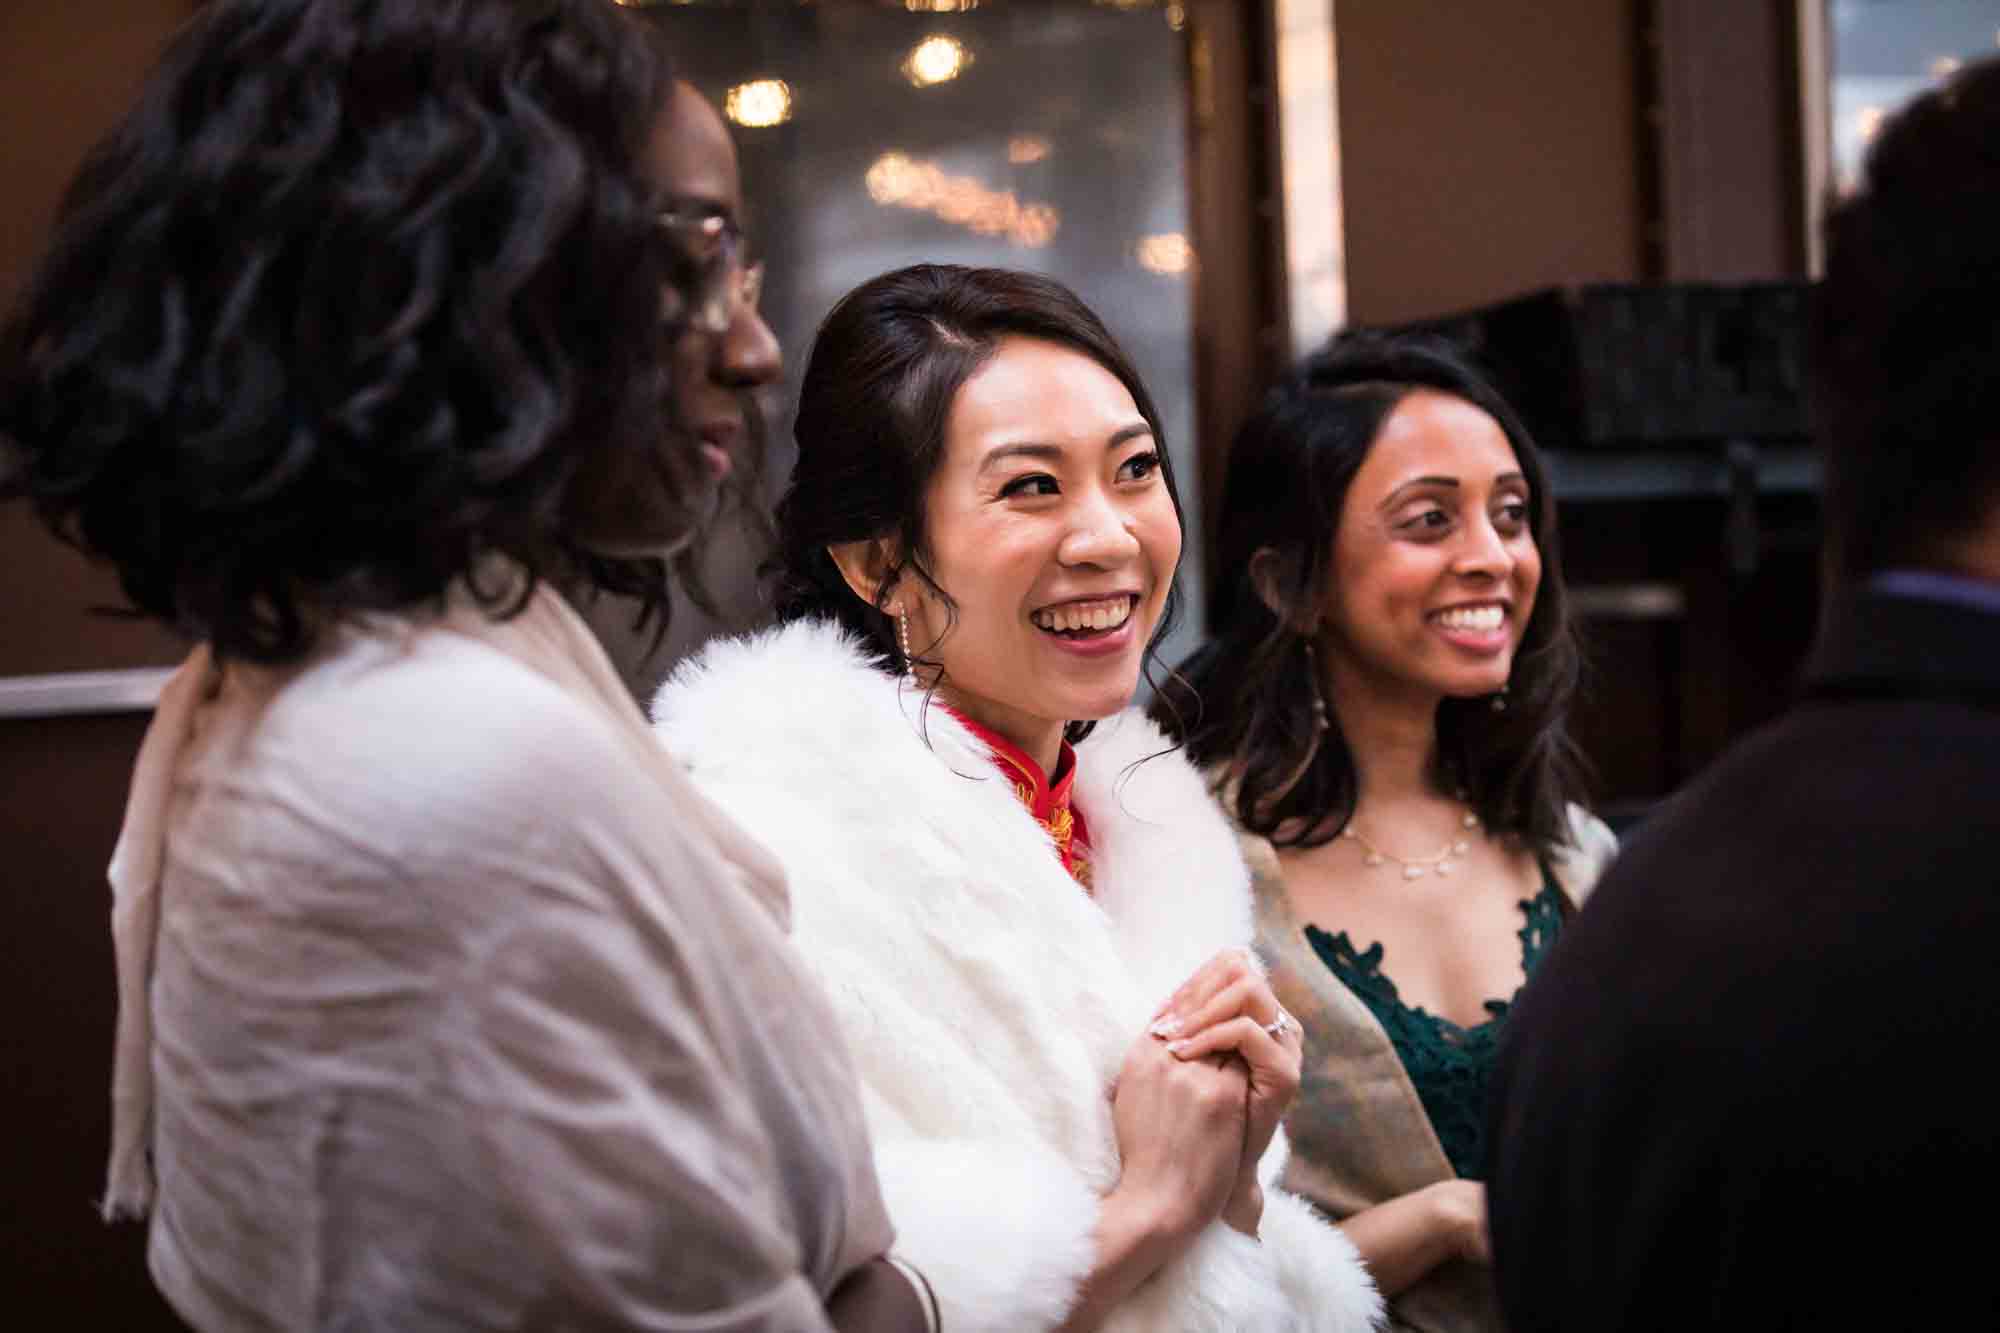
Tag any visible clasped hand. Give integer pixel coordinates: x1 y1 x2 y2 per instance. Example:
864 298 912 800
1107 949 1303 1241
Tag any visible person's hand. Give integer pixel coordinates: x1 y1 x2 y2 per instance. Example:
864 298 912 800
1424 1180 1491 1265
1103 1029 1248 1241
1059 1039 1250 1332
1147 949 1304 1235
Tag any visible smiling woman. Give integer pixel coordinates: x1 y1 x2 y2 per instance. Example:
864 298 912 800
651 265 1383 1332
832 333 1182 771
1157 334 1617 1333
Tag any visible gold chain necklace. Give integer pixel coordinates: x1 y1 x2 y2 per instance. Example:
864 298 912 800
1339 806 1482 879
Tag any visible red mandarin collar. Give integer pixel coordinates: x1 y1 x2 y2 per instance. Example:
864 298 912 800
945 706 1094 892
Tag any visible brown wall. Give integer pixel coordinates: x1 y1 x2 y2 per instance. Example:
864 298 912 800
1653 0 1808 280
1 0 194 675
1334 0 1649 325
3 1 199 1326
2 713 182 1329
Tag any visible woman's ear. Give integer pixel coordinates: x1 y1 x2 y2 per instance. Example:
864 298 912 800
826 538 901 611
1248 546 1308 629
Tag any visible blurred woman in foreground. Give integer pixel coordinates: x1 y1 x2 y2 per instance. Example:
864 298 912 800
0 1 928 1326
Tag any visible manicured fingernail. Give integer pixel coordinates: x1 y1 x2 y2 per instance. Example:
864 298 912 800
1150 1017 1181 1038
1167 1039 1190 1055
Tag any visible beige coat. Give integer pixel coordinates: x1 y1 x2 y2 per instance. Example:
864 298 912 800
105 579 893 1331
1241 806 1617 1333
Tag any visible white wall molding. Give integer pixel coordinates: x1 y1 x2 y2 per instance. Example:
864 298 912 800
0 668 174 719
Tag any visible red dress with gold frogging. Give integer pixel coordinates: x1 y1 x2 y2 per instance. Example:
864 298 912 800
946 709 1095 892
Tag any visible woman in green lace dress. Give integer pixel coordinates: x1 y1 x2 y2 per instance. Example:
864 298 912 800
1153 335 1617 1333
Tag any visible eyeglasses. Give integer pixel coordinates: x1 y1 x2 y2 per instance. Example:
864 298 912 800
657 206 765 336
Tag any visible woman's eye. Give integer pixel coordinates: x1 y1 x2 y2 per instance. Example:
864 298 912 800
1495 500 1531 529
1000 473 1060 499
1118 451 1162 483
1402 508 1451 533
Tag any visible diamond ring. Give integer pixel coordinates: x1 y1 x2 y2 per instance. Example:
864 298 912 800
1263 1007 1297 1042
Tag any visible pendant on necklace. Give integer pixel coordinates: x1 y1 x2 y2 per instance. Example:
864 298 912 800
1343 810 1481 881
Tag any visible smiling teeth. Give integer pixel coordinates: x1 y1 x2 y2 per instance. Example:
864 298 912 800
1435 605 1504 632
1032 597 1134 633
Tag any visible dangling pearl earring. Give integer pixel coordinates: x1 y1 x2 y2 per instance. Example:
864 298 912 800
1303 639 1331 733
897 603 914 673
1491 681 1510 712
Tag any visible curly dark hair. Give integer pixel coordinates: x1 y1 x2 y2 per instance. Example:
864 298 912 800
1815 54 2000 578
0 0 699 662
1154 333 1587 854
772 263 1186 745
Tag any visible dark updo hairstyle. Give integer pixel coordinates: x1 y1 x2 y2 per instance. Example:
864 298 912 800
1155 333 1587 854
0 0 694 662
774 263 1185 744
1814 54 2000 579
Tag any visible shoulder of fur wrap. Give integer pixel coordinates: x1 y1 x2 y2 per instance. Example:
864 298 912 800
653 617 985 786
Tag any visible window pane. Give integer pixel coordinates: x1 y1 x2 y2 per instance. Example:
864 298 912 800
1828 0 2000 193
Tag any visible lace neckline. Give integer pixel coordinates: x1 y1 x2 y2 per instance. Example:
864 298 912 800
1308 872 1563 1034
1301 868 1566 1180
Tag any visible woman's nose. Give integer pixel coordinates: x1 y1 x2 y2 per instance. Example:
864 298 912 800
1454 514 1514 579
1059 489 1142 567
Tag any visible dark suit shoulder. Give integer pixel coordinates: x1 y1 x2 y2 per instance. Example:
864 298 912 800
1489 689 2000 1332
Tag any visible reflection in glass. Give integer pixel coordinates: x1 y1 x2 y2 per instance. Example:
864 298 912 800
725 78 793 128
1135 232 1193 276
866 153 1061 248
1827 0 2000 193
1008 134 1052 164
904 34 973 86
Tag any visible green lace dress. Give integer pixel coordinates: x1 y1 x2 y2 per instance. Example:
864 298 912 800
1303 869 1565 1181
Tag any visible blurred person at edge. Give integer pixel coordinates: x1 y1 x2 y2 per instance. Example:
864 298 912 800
0 0 933 1328
652 264 1385 1332
580 74 783 695
1156 334 1615 1332
1485 54 2000 1333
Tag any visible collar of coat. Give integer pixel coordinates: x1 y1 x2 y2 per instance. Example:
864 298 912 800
1806 582 2000 708
651 616 1259 1013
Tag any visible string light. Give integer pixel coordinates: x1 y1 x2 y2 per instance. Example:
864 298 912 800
904 35 971 87
1136 233 1194 275
866 152 1059 248
1007 135 1051 165
725 79 793 129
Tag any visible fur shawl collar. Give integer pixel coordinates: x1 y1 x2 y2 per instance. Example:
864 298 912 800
654 620 1381 1332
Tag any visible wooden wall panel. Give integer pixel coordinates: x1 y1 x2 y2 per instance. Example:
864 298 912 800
1650 0 1808 281
3 2 201 1324
1 711 186 1328
1333 0 1649 325
1 0 197 676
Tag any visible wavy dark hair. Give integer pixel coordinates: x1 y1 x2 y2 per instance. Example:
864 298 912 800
0 0 698 662
1814 55 2000 579
773 263 1185 745
1154 333 1586 853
